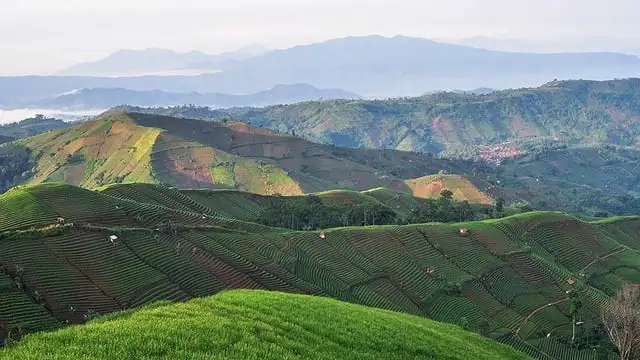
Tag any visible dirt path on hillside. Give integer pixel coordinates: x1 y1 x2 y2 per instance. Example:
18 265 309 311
515 298 571 338
578 247 625 274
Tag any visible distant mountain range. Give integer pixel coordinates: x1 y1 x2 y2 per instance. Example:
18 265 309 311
450 36 640 57
57 45 270 76
9 84 361 111
2 35 640 105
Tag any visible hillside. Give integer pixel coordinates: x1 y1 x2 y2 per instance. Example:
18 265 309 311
4 36 640 105
0 290 530 360
0 182 637 358
4 111 479 195
201 78 640 154
11 84 361 111
2 111 640 216
404 174 494 204
0 115 71 139
101 183 497 228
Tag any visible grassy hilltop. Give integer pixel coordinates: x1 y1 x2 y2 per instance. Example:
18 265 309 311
0 290 530 360
0 182 639 358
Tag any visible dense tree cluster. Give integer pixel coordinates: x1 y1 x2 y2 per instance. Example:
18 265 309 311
0 144 34 193
256 191 491 230
407 192 477 224
257 195 398 230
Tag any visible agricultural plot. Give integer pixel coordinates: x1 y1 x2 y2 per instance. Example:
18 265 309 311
2 184 640 359
0 189 58 232
101 184 216 216
179 189 270 221
0 275 59 338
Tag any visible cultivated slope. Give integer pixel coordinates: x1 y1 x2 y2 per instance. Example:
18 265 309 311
9 111 483 197
190 78 640 154
100 183 492 224
4 110 639 214
0 290 530 360
405 174 494 204
1 183 639 359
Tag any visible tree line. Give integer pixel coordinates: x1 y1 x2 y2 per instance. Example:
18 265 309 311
256 189 496 230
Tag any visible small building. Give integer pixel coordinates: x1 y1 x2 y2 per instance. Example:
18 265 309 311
319 231 326 239
567 278 575 285
459 228 469 236
57 217 65 225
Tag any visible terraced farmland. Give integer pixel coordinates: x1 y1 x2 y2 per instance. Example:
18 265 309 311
1 183 639 359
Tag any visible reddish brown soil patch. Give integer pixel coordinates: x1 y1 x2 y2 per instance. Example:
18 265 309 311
227 121 274 136
431 117 457 144
409 178 445 198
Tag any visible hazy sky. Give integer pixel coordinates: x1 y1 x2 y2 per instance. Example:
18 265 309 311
2 0 640 75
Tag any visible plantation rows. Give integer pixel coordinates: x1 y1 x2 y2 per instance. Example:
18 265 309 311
0 274 59 338
1 196 639 359
101 184 217 216
0 224 581 343
179 189 269 221
0 190 59 232
496 335 609 360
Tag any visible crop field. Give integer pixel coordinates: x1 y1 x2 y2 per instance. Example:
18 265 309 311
404 174 494 204
0 184 639 359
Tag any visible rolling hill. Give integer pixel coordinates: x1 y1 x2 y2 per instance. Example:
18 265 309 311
0 182 637 359
1 110 640 216
0 290 530 360
404 174 495 205
0 115 71 139
5 111 479 195
197 78 640 155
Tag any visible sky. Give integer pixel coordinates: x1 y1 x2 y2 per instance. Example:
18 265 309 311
1 0 640 75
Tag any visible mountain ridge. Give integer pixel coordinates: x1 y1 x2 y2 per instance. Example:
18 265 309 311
56 45 270 76
3 36 640 104
8 84 361 111
177 78 640 155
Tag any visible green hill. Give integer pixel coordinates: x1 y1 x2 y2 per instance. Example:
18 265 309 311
100 183 494 227
1 183 639 358
0 290 530 360
1 109 639 216
3 111 478 196
186 78 640 154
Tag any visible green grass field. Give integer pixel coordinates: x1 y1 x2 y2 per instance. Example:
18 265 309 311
0 290 531 360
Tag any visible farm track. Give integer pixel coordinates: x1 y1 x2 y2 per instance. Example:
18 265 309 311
578 247 625 274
